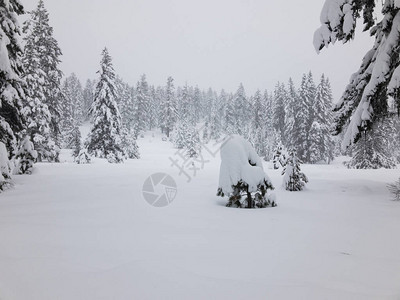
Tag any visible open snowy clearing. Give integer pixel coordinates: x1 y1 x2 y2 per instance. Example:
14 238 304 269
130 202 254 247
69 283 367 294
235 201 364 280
0 133 399 300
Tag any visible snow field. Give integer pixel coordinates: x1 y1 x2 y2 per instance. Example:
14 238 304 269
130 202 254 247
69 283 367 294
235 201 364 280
0 133 399 299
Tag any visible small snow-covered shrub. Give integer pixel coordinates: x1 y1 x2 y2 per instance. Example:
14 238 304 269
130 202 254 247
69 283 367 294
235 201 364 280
0 142 12 191
217 135 276 208
282 149 308 191
15 135 37 174
387 178 400 201
75 149 91 164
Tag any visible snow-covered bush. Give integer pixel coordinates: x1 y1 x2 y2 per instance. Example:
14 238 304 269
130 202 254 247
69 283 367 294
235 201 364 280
282 149 308 191
387 178 400 201
0 142 12 191
217 135 276 208
75 149 91 164
15 135 37 174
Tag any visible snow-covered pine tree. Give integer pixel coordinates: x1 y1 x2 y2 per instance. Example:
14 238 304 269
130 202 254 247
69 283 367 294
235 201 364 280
272 143 286 169
224 93 236 135
186 127 201 158
209 90 226 140
293 72 315 162
75 148 91 164
282 149 308 191
314 0 400 148
263 90 280 161
345 119 396 169
147 85 158 131
231 83 248 136
69 126 81 158
161 76 177 137
0 0 25 165
250 90 267 157
121 127 140 159
309 74 335 164
273 82 287 143
133 74 149 138
82 79 95 121
23 0 63 155
15 135 37 174
284 78 298 151
85 48 125 163
61 73 84 147
217 135 276 208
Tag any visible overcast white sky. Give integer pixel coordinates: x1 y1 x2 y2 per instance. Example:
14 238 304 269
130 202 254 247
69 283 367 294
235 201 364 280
22 0 374 101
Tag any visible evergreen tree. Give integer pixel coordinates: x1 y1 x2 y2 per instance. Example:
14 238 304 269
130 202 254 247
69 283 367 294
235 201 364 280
61 73 83 147
293 72 315 162
282 149 308 191
0 0 25 163
315 0 400 147
82 79 95 121
233 83 247 135
284 78 298 151
15 134 37 174
309 74 335 163
273 82 286 142
133 74 149 138
85 48 124 163
209 90 225 140
346 119 396 169
263 90 280 160
121 127 140 159
161 76 176 137
23 0 63 154
69 126 81 158
148 85 158 130
250 90 267 157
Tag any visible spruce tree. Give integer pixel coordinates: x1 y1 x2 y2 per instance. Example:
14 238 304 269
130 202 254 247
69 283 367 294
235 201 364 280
85 48 125 163
282 149 308 191
161 76 176 137
15 135 37 174
23 0 63 154
82 79 95 121
133 74 149 138
315 0 400 147
346 119 396 169
0 0 25 162
273 82 286 143
284 78 298 151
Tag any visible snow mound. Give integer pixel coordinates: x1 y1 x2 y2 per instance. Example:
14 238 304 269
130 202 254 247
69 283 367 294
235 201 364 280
218 135 272 194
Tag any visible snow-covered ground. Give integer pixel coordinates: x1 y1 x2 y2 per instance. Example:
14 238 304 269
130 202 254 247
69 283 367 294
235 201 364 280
0 132 399 300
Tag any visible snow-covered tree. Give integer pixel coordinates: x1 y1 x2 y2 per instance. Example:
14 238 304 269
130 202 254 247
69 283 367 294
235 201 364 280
217 135 276 208
133 74 149 138
0 0 25 163
61 73 83 146
309 74 335 163
293 72 316 162
314 0 400 148
345 119 396 169
232 84 248 135
75 149 91 164
284 78 298 151
85 48 124 163
282 149 308 191
387 177 400 201
121 128 140 159
82 79 95 121
15 135 37 174
272 143 286 169
160 76 176 137
0 142 12 191
273 82 286 142
23 0 63 153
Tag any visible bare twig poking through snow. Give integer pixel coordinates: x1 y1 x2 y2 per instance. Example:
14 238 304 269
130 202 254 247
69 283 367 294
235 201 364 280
217 135 276 208
387 178 400 201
